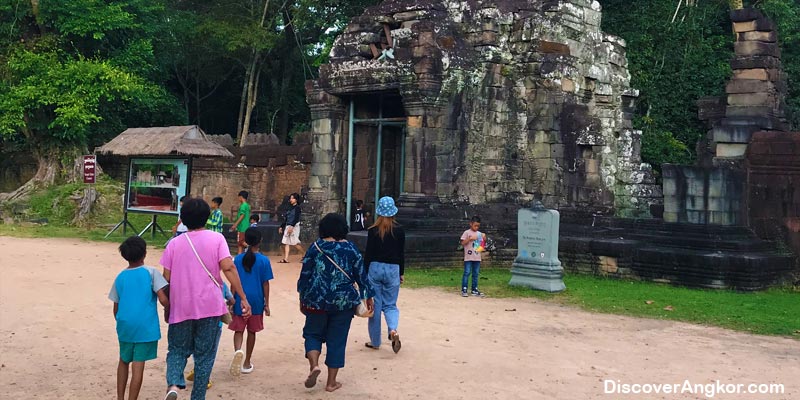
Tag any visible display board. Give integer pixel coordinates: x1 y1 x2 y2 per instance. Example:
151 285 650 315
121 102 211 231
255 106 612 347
126 158 190 215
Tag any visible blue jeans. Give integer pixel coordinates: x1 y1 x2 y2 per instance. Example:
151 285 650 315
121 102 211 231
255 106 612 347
166 317 220 400
303 308 354 368
367 262 401 347
462 261 481 291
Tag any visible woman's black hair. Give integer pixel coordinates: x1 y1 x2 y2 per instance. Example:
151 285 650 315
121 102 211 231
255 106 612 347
119 236 147 262
290 192 301 202
180 198 211 229
242 227 262 273
318 213 349 241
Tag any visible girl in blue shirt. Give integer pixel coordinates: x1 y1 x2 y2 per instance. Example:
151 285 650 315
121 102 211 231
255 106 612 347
228 228 273 376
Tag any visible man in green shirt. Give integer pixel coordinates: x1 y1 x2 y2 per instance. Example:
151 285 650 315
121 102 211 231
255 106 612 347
230 190 251 254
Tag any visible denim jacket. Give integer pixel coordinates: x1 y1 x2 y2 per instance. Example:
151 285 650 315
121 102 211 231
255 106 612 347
297 239 373 311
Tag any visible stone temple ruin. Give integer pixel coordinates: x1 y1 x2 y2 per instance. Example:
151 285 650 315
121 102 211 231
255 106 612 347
306 0 661 221
300 1 798 289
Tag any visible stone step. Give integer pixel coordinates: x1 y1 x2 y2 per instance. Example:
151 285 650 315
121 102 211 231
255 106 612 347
526 216 793 290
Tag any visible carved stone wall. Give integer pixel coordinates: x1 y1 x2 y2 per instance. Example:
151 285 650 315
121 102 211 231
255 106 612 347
307 0 661 218
748 131 800 260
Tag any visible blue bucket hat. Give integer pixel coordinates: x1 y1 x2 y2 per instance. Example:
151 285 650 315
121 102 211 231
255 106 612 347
375 196 398 217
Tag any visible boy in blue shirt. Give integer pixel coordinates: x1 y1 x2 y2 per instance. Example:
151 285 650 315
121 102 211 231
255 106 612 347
109 236 169 400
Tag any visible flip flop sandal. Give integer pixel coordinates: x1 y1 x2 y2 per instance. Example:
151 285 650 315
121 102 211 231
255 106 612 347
390 332 402 354
230 350 245 377
305 367 321 388
164 390 178 400
241 363 254 374
278 259 289 263
364 343 380 350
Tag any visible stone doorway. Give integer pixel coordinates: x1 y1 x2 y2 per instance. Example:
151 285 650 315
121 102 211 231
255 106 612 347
346 92 406 225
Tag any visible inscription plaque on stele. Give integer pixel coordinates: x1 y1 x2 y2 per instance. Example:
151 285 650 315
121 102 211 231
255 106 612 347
509 202 565 292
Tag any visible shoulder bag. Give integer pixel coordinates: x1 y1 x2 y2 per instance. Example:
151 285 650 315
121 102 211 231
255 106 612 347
186 233 233 324
313 241 373 318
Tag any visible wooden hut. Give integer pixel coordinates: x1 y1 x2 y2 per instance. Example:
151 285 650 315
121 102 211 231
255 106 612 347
95 125 233 158
95 125 233 238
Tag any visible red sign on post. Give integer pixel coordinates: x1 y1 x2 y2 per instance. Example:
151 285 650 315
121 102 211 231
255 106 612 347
83 155 97 184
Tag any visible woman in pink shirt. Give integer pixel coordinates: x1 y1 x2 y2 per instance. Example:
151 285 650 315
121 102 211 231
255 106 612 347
160 198 251 400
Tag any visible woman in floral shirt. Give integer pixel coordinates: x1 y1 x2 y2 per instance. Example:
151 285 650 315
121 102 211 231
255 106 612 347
297 213 374 392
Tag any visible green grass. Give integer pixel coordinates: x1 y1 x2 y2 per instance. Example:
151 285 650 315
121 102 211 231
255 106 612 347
404 268 800 337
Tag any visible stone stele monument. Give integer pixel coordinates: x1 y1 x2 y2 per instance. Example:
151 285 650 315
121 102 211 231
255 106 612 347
509 200 565 292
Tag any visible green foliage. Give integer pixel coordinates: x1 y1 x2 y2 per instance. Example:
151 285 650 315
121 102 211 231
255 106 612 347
1 47 154 144
0 0 183 160
40 0 137 39
601 0 734 169
601 0 800 170
404 268 800 337
639 123 694 170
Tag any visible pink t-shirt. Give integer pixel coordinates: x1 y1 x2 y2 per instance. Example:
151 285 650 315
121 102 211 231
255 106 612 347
461 229 484 262
160 230 230 324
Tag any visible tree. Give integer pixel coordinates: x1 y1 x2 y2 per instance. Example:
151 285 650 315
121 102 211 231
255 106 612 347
0 0 183 201
162 0 381 144
600 0 734 171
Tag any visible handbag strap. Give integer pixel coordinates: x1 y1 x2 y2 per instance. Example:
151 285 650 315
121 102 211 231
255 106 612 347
314 241 357 287
185 232 222 290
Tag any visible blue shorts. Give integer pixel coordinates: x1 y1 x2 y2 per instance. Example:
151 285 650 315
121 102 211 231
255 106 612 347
119 341 158 363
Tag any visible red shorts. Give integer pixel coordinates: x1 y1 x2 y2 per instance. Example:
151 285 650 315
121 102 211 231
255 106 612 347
228 314 264 333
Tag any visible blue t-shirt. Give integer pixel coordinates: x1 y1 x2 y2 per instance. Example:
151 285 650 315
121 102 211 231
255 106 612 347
232 252 273 315
108 266 168 343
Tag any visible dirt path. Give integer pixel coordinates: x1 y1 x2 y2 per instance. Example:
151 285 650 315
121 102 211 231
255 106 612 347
0 236 798 399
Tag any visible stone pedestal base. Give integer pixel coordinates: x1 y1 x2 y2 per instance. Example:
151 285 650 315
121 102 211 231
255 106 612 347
509 258 566 292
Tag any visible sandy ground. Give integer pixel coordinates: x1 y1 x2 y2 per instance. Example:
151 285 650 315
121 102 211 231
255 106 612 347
0 236 798 400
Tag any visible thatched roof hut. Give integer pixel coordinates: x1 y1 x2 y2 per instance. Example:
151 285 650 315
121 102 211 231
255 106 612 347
95 126 234 158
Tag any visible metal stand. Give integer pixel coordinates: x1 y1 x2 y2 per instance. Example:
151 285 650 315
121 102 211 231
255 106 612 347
139 214 169 239
105 212 138 238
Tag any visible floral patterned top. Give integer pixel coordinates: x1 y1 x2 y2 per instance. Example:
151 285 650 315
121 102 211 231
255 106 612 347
297 239 373 312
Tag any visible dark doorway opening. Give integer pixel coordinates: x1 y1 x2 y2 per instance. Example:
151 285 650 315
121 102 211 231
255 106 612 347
345 92 406 227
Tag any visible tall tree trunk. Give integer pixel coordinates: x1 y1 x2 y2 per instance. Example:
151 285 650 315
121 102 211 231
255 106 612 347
30 0 40 24
0 152 60 203
236 50 256 147
276 9 296 144
236 0 271 146
195 77 201 126
240 58 262 148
